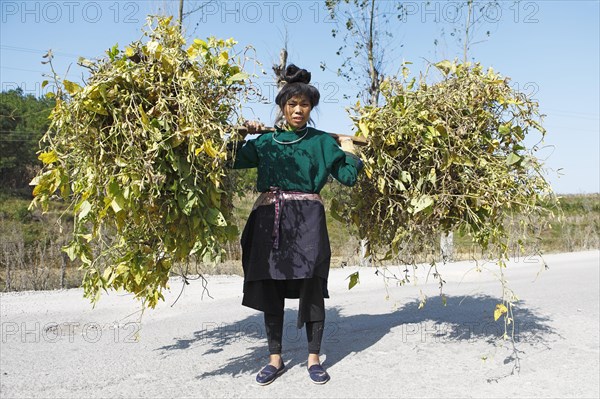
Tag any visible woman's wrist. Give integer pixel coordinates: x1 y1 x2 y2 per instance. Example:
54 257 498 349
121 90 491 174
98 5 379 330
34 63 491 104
243 120 265 134
339 138 355 154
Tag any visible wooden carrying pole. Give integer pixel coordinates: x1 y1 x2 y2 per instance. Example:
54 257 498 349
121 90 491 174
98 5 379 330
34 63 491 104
236 126 369 146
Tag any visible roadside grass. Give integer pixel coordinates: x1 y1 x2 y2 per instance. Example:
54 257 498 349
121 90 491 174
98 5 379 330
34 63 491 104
1 190 597 292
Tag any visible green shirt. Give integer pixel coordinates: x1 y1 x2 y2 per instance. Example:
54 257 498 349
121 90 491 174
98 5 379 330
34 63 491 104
233 126 361 193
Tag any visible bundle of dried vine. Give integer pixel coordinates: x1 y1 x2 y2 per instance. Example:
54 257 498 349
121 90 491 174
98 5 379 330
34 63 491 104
334 60 558 275
30 15 250 307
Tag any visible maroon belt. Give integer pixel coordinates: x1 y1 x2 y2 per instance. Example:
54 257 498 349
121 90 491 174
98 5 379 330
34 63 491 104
252 187 323 249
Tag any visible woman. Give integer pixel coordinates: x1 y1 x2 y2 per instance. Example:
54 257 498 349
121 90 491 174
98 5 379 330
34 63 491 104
232 64 362 385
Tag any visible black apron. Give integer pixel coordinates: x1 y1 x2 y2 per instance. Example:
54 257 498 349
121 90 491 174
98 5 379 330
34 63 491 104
240 196 331 328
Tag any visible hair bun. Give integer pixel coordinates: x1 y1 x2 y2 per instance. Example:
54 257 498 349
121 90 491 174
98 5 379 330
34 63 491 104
284 64 311 84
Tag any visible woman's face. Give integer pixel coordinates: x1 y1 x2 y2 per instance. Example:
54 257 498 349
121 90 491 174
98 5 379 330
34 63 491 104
283 95 312 129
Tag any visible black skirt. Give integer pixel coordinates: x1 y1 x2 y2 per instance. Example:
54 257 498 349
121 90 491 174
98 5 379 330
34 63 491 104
240 199 331 328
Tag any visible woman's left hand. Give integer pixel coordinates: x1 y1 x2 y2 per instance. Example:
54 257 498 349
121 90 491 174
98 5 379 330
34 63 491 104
338 137 356 154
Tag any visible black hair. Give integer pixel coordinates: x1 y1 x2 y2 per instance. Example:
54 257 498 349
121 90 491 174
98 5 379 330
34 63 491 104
274 64 320 126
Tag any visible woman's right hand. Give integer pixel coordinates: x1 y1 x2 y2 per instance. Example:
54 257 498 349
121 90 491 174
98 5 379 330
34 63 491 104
243 120 265 134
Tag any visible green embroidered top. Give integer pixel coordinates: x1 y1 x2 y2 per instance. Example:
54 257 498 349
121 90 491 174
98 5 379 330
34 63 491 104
233 126 362 193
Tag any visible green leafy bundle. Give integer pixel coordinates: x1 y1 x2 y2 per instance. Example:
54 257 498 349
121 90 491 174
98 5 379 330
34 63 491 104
30 15 249 307
334 60 558 274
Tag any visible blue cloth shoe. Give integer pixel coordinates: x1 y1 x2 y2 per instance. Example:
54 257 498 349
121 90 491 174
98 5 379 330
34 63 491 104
255 362 285 385
307 364 330 384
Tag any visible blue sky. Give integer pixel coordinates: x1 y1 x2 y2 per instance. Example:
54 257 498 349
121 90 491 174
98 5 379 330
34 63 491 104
1 0 598 194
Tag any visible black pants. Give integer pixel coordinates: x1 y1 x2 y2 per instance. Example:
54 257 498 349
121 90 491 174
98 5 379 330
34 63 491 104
264 312 324 354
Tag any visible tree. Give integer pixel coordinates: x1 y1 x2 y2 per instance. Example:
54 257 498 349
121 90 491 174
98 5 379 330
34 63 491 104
0 88 55 193
324 0 391 106
324 0 395 265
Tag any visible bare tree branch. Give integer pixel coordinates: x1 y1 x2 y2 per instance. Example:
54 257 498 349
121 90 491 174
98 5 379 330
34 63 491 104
183 0 217 18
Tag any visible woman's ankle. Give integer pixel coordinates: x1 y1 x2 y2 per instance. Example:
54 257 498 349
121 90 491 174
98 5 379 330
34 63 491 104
307 353 320 366
269 354 283 366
